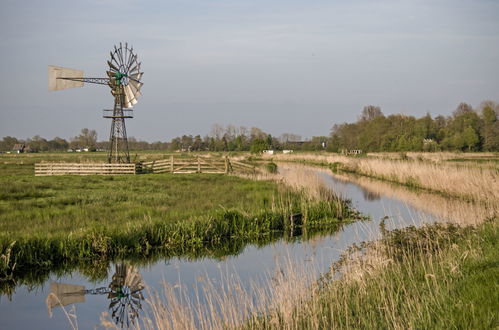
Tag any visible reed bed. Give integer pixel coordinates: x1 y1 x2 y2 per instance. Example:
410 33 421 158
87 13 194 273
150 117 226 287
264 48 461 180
122 218 497 330
317 168 497 226
269 152 499 205
368 151 499 163
251 219 498 329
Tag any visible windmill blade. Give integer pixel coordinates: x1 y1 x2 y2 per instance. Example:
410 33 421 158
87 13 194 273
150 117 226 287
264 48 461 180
48 66 84 91
129 79 143 92
107 60 119 72
110 51 119 66
124 85 138 107
126 54 137 73
114 44 124 67
128 82 141 98
117 43 125 68
124 42 128 66
129 62 141 73
129 72 143 82
122 89 132 108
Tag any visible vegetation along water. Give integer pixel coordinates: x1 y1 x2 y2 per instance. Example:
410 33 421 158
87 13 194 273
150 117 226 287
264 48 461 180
0 151 497 329
0 153 357 296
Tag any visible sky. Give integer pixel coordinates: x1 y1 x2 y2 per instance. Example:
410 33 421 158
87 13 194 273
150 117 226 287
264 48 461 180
1 0 498 142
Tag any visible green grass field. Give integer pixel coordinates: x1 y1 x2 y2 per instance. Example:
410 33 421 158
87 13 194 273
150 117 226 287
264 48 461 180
0 152 354 289
0 173 280 237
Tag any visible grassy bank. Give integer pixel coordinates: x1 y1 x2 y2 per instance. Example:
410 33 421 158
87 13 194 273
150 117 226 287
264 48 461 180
136 218 498 329
249 218 498 329
0 161 356 289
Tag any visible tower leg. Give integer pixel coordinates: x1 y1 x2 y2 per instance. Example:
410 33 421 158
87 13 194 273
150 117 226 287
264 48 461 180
108 96 130 163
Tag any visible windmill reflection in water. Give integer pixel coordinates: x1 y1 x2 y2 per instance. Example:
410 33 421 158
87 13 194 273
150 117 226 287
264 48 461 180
46 263 145 328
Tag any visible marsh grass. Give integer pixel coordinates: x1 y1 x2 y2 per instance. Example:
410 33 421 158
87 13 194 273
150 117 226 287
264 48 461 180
129 218 498 330
262 219 499 329
270 152 499 205
312 168 497 226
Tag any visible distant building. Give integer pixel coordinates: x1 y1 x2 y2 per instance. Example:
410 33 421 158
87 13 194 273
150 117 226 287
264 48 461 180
263 150 274 155
12 144 25 153
282 150 293 154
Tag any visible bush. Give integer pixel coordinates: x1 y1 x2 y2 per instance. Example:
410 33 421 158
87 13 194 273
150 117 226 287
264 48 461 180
266 162 278 174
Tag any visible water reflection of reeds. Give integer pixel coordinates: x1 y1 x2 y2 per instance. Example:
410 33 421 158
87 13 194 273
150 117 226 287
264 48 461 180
270 152 499 205
322 168 496 226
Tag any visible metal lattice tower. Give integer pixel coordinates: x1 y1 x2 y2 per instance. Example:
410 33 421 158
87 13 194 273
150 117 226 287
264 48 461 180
48 42 143 163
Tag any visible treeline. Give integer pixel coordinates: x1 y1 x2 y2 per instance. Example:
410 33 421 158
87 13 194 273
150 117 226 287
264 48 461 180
2 100 497 153
0 125 327 153
168 125 327 153
0 129 100 152
329 101 499 152
0 131 169 153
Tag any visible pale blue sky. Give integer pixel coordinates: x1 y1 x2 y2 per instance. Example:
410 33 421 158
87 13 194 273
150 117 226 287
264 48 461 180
1 0 498 141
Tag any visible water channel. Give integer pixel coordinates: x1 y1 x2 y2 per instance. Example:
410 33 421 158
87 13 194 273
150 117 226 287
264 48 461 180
0 165 473 329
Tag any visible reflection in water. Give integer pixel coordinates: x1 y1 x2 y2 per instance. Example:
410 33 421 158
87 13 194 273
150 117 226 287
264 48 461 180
277 163 495 226
362 189 381 201
325 170 496 226
46 263 145 328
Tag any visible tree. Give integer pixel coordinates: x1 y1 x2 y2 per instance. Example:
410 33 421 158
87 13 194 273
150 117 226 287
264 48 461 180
481 103 497 124
0 136 19 151
481 123 499 151
453 102 474 117
359 105 383 121
250 139 268 154
250 127 267 141
462 127 479 151
48 137 69 151
210 124 224 140
28 135 49 151
74 128 97 148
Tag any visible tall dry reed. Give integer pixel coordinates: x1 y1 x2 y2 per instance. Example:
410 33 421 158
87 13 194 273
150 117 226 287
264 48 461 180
269 152 499 205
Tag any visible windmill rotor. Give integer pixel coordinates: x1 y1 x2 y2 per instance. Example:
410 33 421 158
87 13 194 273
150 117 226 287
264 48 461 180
48 42 143 163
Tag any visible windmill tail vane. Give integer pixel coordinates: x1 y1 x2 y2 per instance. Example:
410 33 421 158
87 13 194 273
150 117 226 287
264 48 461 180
48 42 144 164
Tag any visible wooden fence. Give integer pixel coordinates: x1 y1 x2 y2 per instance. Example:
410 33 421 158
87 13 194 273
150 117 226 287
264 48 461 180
142 156 255 174
35 163 138 176
34 157 255 176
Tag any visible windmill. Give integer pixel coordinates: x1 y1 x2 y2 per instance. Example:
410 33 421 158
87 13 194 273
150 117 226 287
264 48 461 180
49 42 143 163
46 264 145 328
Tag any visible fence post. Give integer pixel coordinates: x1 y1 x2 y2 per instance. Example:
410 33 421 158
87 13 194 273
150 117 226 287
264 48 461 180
225 157 229 174
170 155 174 173
197 157 201 173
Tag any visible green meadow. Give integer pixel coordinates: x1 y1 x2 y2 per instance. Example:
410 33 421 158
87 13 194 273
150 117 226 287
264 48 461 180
0 153 355 287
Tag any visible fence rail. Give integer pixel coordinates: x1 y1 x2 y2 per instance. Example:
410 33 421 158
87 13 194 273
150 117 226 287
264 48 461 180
35 163 137 176
35 157 255 176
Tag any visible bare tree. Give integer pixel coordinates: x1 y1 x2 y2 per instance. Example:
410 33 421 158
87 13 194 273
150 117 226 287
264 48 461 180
76 128 97 148
359 105 383 121
453 102 474 117
210 124 224 139
279 133 302 143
